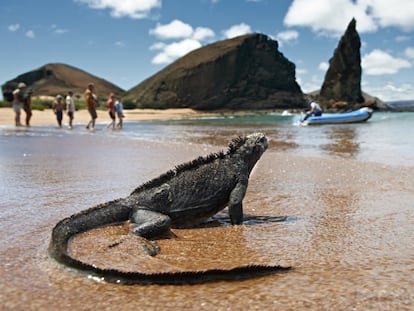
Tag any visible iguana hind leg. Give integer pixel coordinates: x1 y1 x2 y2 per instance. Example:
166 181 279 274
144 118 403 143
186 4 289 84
130 209 172 256
130 209 172 238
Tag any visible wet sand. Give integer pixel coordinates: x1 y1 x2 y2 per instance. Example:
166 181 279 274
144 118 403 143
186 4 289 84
0 129 413 310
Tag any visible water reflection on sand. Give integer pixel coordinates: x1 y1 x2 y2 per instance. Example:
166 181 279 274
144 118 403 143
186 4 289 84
322 127 360 158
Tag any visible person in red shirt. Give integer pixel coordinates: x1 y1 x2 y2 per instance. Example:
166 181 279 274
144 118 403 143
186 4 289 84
106 93 116 129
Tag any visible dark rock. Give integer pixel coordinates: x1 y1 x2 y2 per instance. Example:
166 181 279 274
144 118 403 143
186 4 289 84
1 63 124 101
319 18 364 110
124 33 304 110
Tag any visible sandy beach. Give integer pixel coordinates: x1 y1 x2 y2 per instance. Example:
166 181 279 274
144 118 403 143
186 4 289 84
0 110 413 310
0 107 227 126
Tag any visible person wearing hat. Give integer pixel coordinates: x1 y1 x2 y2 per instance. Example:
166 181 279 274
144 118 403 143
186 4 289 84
12 82 26 126
303 99 323 121
52 94 65 128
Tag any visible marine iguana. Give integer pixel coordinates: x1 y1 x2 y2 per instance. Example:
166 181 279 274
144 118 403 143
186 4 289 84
49 133 291 284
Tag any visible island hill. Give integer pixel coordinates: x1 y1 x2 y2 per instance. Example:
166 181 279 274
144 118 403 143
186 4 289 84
2 19 386 112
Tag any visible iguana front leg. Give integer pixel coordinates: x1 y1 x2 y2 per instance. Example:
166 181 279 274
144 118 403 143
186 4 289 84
228 181 248 225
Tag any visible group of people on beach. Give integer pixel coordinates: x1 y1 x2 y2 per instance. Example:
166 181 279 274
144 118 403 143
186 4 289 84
7 81 321 128
7 82 125 130
83 82 124 130
51 92 75 129
103 90 125 130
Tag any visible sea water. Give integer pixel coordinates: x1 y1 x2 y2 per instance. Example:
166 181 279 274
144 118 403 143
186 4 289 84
2 111 411 165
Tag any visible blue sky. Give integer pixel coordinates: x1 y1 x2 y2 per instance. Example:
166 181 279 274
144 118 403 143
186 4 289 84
1 0 413 102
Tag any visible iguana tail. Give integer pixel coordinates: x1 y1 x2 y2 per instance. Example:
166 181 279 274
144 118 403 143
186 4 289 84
49 198 131 267
49 199 291 285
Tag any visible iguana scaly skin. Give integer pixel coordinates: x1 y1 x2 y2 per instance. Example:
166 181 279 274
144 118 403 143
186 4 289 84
49 133 291 284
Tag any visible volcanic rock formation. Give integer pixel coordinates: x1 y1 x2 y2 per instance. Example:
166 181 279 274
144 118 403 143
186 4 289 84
319 18 364 110
124 33 304 110
1 63 124 101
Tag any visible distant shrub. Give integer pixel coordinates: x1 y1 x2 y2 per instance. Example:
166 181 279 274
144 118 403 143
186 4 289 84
122 100 136 110
31 99 51 110
0 98 86 110
74 100 85 110
0 100 11 108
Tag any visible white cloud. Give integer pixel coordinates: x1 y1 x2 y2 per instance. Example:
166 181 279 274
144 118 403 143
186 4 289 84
367 0 414 31
54 29 69 34
362 49 411 75
222 23 252 39
149 42 166 51
301 74 324 93
296 68 308 75
364 81 414 101
76 0 161 19
395 35 410 43
284 0 377 35
149 19 194 39
276 30 299 46
151 39 201 64
114 41 126 47
8 24 20 32
149 20 215 65
318 62 329 71
25 30 35 39
404 47 414 59
192 27 215 41
52 25 69 35
284 0 414 35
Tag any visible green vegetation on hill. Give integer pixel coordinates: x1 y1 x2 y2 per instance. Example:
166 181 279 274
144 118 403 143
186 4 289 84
0 98 101 111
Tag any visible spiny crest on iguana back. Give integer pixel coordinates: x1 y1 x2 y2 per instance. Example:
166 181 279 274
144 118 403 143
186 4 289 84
130 135 250 196
227 135 251 154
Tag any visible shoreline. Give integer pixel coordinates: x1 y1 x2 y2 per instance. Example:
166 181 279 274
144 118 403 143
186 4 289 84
0 107 218 126
0 107 282 127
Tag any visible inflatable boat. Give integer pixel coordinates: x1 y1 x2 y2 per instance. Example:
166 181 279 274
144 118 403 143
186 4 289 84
300 107 373 125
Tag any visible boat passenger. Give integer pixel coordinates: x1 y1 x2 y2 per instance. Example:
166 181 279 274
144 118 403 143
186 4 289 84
303 99 323 120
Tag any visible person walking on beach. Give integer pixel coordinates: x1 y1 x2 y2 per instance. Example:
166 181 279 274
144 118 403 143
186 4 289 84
12 82 26 126
303 99 323 121
52 95 65 128
84 83 98 130
115 97 125 129
106 93 116 129
23 88 33 127
66 91 75 129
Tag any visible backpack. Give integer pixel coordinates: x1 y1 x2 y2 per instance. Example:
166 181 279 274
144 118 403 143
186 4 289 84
3 90 14 102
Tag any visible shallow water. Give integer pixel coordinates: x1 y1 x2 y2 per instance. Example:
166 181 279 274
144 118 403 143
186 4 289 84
0 112 413 310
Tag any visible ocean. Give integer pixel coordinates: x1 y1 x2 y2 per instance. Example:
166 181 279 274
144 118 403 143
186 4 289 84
0 111 413 310
2 111 413 166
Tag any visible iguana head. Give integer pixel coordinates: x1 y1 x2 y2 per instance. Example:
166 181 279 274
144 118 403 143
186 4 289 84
228 132 268 172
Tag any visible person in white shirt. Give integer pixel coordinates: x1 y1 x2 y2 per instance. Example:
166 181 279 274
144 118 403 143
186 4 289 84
12 82 26 126
66 91 75 129
303 99 323 120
